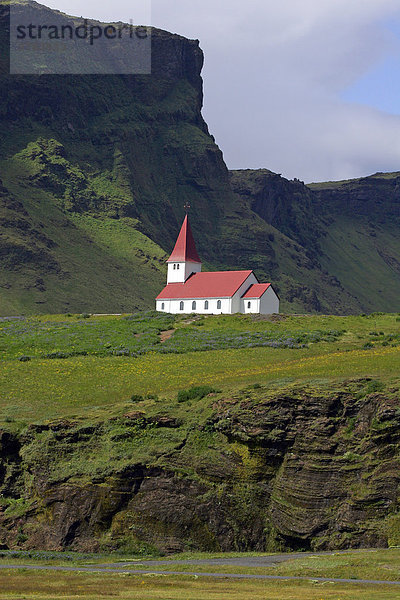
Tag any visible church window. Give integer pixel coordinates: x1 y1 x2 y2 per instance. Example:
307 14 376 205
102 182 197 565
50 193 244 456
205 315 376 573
177 264 180 269
173 264 176 270
180 301 184 311
217 300 221 310
192 301 196 310
161 303 165 310
247 302 251 309
204 300 209 310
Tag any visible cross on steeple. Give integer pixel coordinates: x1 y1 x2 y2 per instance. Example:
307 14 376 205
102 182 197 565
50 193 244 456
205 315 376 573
184 202 191 214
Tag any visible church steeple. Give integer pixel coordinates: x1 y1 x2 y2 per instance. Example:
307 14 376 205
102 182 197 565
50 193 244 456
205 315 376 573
166 215 202 284
167 215 201 264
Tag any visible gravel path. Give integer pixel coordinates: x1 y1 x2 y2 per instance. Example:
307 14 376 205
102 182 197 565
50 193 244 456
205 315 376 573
107 549 367 569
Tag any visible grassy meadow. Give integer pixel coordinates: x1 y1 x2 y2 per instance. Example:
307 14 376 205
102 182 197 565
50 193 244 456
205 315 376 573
0 312 399 595
0 549 399 599
1 571 399 600
0 311 399 422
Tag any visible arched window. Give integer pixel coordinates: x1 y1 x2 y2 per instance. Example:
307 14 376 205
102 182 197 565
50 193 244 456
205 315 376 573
173 264 176 270
179 301 184 311
217 300 221 310
247 301 251 309
204 300 209 310
177 264 180 269
192 301 196 310
161 303 165 310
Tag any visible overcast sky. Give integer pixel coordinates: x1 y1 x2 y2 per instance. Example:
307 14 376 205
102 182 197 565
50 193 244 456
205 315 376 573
41 0 400 182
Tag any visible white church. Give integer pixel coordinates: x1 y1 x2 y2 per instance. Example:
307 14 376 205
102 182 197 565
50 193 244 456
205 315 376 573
156 215 280 315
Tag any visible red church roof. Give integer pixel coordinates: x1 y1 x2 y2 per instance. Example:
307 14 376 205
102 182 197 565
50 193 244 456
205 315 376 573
156 271 254 300
167 215 201 264
242 284 271 298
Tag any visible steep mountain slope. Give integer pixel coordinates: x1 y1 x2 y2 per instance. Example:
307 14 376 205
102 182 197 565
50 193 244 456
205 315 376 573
231 170 400 313
310 174 400 312
0 1 399 315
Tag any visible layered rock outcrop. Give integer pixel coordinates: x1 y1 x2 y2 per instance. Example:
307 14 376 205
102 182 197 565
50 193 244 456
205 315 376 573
0 379 399 553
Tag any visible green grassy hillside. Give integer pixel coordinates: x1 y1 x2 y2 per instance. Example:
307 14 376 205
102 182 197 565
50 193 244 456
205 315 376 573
0 149 166 314
1 311 399 421
310 173 400 313
0 311 399 555
231 169 400 314
318 217 400 312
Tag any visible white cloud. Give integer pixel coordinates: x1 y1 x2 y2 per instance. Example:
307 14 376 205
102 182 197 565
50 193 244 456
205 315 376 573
152 0 400 180
39 1 400 181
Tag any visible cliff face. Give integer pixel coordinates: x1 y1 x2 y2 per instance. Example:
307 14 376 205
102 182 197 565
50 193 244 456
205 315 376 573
0 1 233 313
231 170 400 313
2 1 397 315
0 379 399 554
1 0 210 242
309 174 400 312
310 173 400 221
230 169 321 253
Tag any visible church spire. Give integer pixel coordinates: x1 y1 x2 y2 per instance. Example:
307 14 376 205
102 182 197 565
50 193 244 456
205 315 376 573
167 215 201 264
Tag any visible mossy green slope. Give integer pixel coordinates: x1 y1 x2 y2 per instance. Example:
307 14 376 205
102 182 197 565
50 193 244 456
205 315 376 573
2 2 398 316
0 377 399 555
311 173 400 313
231 169 400 314
319 216 400 312
0 311 399 553
0 145 167 314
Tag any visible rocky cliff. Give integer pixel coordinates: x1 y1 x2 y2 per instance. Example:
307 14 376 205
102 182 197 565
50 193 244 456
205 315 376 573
1 1 398 315
231 170 400 313
0 378 399 554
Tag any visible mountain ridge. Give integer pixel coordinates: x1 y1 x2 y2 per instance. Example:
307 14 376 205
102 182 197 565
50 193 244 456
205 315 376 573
0 1 399 315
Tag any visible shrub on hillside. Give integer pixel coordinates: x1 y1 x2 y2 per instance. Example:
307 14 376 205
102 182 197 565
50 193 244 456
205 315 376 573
365 380 385 395
130 394 144 402
177 385 218 403
356 379 385 400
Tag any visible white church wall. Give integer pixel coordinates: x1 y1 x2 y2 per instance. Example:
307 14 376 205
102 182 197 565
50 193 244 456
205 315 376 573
156 287 279 315
259 287 280 314
156 298 232 315
230 273 258 313
156 300 171 312
243 298 261 314
167 261 201 284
